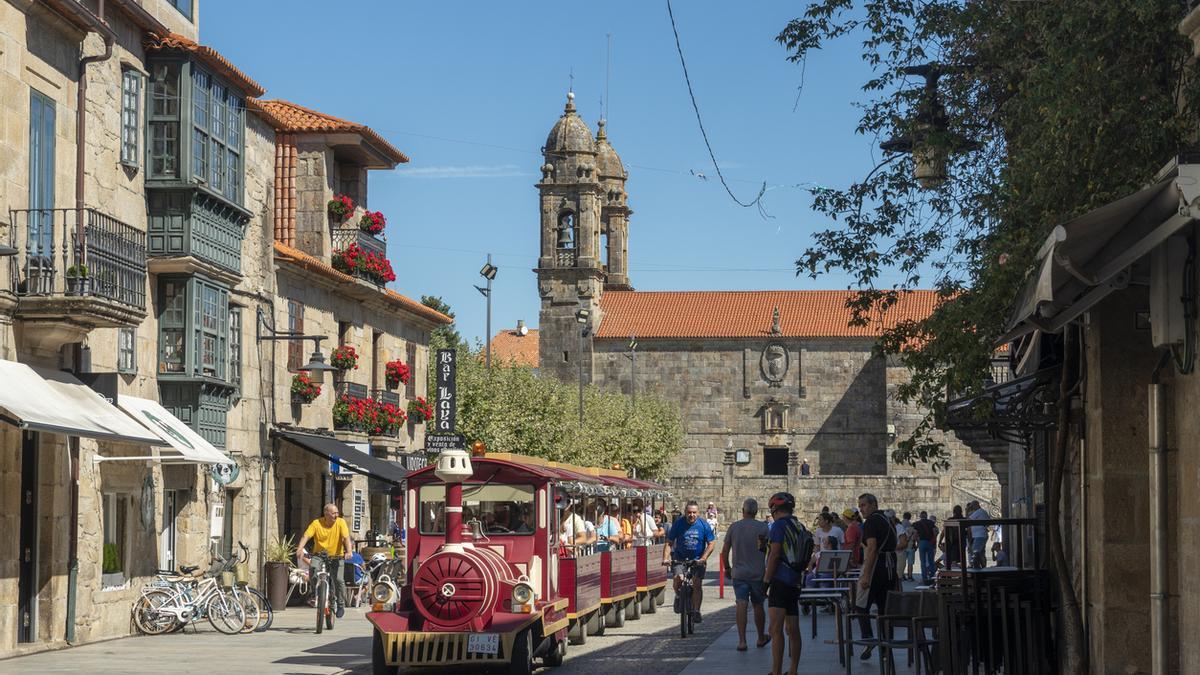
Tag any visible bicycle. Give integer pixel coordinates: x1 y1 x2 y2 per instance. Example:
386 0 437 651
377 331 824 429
306 551 338 634
133 563 245 635
667 559 703 638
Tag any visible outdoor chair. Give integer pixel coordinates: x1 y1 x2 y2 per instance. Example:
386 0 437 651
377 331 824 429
842 598 888 675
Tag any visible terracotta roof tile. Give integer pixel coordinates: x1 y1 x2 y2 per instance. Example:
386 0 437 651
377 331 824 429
251 99 409 164
143 33 265 97
594 290 942 339
490 329 540 368
272 242 451 325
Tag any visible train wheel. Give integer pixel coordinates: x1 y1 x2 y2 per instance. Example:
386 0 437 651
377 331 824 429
655 589 666 606
372 631 397 675
642 592 656 615
568 619 587 645
628 596 641 620
605 602 625 628
543 635 566 667
508 627 533 675
586 610 605 636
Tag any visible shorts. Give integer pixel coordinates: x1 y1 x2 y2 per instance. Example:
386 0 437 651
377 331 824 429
767 580 800 616
732 579 766 604
671 560 707 580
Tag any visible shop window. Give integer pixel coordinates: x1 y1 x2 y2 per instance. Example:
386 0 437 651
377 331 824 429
120 69 141 167
763 447 789 476
102 492 130 586
118 327 137 374
287 300 304 371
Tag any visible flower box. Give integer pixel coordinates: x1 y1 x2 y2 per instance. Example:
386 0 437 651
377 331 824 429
334 395 406 435
332 243 396 286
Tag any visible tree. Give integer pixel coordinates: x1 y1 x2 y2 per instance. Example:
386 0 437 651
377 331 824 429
777 2 1200 671
421 295 463 352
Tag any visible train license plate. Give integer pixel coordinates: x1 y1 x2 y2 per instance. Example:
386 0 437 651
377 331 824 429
467 633 499 655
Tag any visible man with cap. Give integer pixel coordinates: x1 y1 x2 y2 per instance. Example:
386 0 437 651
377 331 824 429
842 507 863 568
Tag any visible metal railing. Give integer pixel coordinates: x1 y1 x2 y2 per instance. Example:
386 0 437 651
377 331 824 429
8 208 147 311
335 380 369 400
374 389 400 406
330 227 385 257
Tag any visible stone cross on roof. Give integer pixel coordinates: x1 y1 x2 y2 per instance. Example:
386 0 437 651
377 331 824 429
770 307 781 336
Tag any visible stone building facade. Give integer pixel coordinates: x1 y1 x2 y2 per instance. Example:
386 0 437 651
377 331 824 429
0 0 448 656
525 94 1000 523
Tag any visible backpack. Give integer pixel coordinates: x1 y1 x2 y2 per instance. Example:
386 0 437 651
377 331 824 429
781 517 815 574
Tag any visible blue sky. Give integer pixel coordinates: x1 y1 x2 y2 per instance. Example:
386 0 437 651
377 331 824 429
204 1 888 344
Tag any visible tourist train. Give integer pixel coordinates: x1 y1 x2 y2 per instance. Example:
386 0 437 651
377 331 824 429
366 446 670 674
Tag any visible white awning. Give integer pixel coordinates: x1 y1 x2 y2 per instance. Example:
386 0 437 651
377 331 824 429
0 360 162 445
117 396 234 465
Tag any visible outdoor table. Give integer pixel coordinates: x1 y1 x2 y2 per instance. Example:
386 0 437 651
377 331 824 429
798 589 847 664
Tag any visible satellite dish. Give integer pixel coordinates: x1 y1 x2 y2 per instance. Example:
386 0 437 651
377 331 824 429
519 325 529 336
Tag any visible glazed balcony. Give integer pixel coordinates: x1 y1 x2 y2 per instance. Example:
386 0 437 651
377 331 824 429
7 208 147 349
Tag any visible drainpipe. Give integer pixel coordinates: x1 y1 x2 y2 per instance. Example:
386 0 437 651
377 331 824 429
65 0 114 645
1149 350 1171 675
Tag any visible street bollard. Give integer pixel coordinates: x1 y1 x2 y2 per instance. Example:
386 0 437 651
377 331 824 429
718 555 725 598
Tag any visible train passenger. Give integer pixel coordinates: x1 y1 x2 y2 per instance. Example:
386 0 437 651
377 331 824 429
559 497 589 554
632 502 663 546
663 500 716 625
515 505 535 533
620 504 635 549
595 503 623 552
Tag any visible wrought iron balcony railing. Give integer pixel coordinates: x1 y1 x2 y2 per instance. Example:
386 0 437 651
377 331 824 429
8 208 147 311
374 389 401 406
331 227 386 258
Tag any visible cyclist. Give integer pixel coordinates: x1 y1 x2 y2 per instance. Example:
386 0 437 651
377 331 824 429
763 492 810 675
662 500 715 625
296 503 354 618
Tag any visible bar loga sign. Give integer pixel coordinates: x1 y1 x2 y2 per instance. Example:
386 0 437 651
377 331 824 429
435 348 456 433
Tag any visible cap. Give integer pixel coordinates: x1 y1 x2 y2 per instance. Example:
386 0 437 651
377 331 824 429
842 508 855 519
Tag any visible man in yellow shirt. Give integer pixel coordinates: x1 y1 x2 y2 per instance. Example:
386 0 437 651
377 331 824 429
297 503 354 617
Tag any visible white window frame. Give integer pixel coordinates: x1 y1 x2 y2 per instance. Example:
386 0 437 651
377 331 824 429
120 68 141 167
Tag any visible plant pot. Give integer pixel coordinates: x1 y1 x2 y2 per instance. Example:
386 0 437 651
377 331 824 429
264 561 290 610
66 276 90 296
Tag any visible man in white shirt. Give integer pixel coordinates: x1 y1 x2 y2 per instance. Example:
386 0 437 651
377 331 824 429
632 500 663 546
967 500 990 568
559 496 589 552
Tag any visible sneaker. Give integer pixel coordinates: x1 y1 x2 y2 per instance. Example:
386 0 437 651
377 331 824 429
674 595 682 614
860 645 874 661
691 610 703 624
335 604 345 619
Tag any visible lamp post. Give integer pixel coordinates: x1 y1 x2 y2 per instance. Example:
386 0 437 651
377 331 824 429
575 307 590 429
624 334 637 410
476 255 498 370
879 62 974 190
254 307 338 384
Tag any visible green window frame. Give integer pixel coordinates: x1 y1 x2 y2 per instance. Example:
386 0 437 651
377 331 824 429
159 278 187 374
157 275 232 382
118 327 137 374
190 66 243 204
228 306 242 389
147 62 180 178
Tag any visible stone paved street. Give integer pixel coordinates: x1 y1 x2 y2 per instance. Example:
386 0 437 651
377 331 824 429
0 577 924 675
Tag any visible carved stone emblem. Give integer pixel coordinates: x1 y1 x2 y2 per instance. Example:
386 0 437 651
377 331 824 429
760 342 789 387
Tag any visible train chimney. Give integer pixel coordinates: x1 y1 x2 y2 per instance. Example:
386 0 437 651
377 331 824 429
434 448 473 546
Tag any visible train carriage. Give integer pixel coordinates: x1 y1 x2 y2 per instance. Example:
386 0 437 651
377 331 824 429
366 447 669 674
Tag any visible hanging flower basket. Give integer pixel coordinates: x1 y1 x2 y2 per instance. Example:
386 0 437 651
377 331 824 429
330 345 359 371
385 360 411 389
358 210 386 236
328 194 355 222
291 373 321 403
407 396 433 424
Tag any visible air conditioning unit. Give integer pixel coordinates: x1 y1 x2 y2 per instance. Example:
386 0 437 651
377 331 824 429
1149 235 1190 348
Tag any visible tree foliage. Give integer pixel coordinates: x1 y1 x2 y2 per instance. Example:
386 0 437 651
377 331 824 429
777 0 1200 467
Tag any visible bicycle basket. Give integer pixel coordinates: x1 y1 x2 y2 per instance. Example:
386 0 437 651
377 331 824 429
220 570 235 588
235 562 249 585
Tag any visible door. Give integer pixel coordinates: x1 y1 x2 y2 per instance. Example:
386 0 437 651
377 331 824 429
161 490 177 571
28 90 56 258
18 431 39 643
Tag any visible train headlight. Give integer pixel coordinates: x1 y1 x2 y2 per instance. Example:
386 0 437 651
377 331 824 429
511 583 534 607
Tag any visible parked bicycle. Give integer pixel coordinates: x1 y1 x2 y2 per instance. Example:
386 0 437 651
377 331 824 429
132 541 271 635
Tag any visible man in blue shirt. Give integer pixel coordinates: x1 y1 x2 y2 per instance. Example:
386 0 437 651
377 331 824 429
662 500 716 624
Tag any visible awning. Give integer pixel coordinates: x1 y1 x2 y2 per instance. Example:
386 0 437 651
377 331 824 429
0 360 162 445
273 429 408 486
116 396 233 465
999 159 1200 344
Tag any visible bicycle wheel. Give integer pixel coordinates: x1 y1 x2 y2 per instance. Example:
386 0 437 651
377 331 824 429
133 589 178 635
325 582 334 631
206 590 247 635
247 587 274 632
315 579 327 634
235 588 262 633
679 588 689 638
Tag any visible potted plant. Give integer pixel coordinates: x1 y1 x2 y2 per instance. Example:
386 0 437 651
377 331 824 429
264 535 294 610
331 244 396 285
327 194 355 222
385 360 411 389
407 396 433 424
291 373 321 403
101 542 124 587
358 210 386 236
376 401 406 436
65 264 90 296
330 345 359 371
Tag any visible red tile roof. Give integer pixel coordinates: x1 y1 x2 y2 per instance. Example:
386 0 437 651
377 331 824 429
594 290 941 339
490 329 540 368
251 100 409 164
143 33 265 97
272 242 451 326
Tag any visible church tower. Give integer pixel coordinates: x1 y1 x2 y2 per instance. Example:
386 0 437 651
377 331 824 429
536 92 616 383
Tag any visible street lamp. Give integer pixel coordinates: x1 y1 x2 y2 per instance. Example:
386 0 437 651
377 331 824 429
476 254 498 370
255 307 338 384
879 62 975 190
575 307 590 428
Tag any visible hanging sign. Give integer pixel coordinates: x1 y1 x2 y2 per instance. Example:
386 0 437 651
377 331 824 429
211 460 240 485
435 348 456 433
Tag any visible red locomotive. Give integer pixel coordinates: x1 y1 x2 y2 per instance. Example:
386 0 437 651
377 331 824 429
366 447 670 674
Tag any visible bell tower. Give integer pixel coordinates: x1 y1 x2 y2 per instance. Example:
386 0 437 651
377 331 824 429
536 92 606 384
